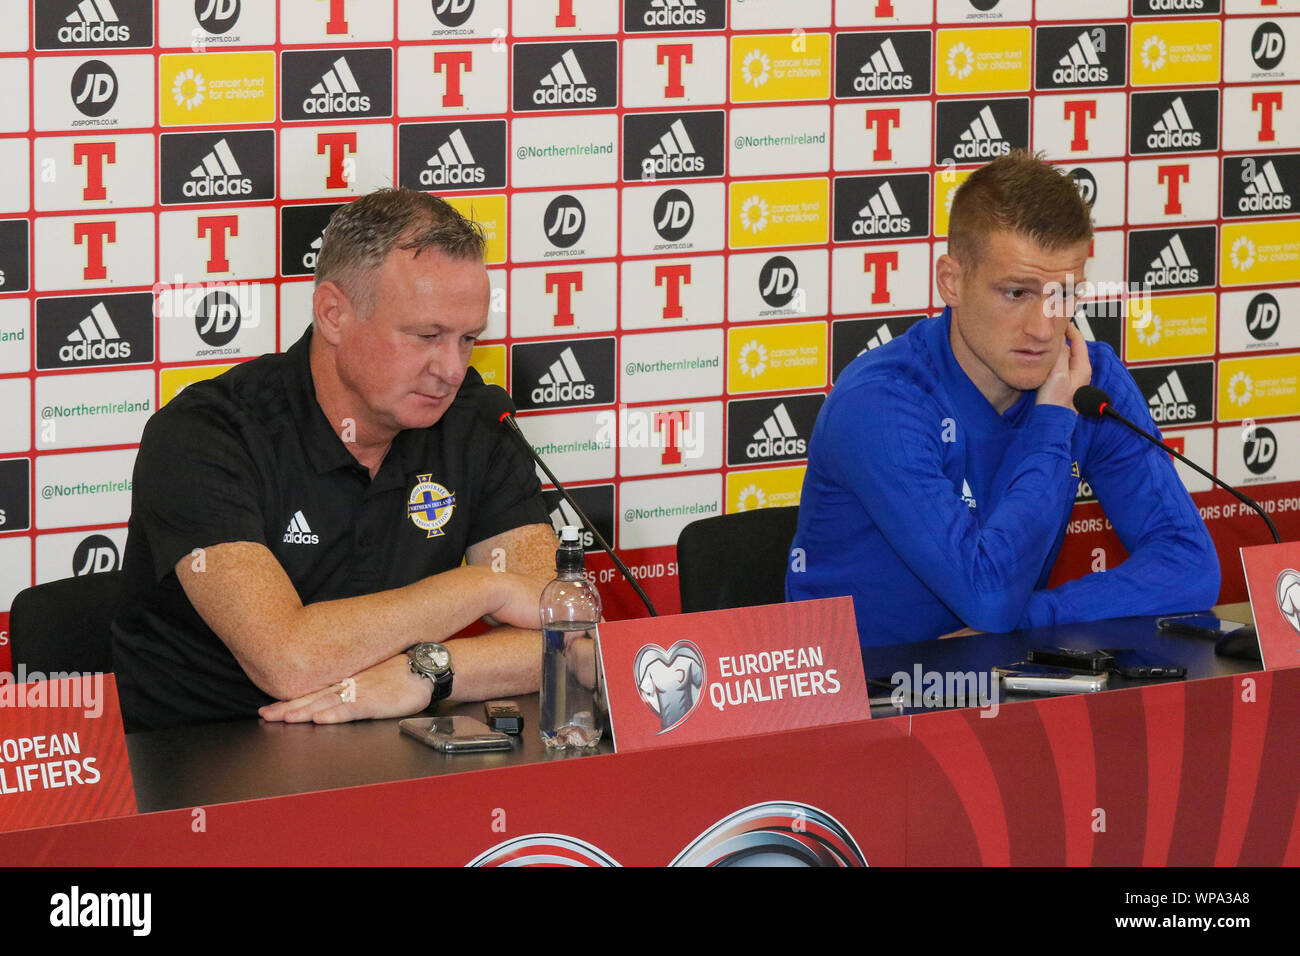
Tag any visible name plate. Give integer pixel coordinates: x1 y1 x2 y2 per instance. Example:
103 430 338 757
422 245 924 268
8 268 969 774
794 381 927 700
1241 541 1300 670
0 673 136 833
598 597 870 753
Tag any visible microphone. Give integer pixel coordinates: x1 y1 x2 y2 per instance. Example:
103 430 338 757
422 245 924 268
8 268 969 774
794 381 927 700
478 385 658 617
1072 385 1280 544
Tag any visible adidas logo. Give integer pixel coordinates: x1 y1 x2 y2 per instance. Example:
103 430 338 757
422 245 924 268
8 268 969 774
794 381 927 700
960 479 977 509
852 181 911 237
303 57 371 115
60 301 131 362
534 49 598 106
855 39 913 93
953 106 1011 161
1144 234 1199 287
642 118 705 176
1147 370 1198 423
548 500 594 548
1053 32 1108 85
746 403 806 459
302 234 323 271
1146 97 1202 150
1240 160 1293 213
865 324 894 350
184 138 253 199
531 347 595 404
643 0 706 28
421 128 486 187
282 510 319 545
59 0 131 43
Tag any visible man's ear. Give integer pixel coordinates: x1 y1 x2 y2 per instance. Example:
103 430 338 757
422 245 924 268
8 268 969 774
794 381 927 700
312 281 350 346
935 252 964 309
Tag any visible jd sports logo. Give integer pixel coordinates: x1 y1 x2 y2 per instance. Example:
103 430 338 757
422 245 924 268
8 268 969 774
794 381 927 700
1245 291 1281 342
283 511 319 545
281 49 392 122
1130 90 1218 155
544 195 586 249
834 32 931 98
935 99 1029 165
1071 167 1098 206
543 485 615 552
727 395 822 465
1035 25 1125 90
653 189 694 242
623 112 725 182
73 534 120 576
1244 425 1278 476
70 61 118 118
1128 226 1216 291
432 0 476 28
36 293 153 370
833 174 929 241
511 338 616 411
36 0 152 49
1224 155 1298 217
513 42 619 112
1252 22 1286 72
624 0 724 32
1132 0 1219 14
1130 363 1213 425
196 290 241 347
759 256 798 309
399 121 506 192
161 130 274 205
196 0 241 35
280 203 343 277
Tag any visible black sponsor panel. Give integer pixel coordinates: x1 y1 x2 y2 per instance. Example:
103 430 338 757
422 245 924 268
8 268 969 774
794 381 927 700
1129 89 1218 156
280 48 393 122
197 0 243 35
512 41 619 112
1034 24 1127 90
0 220 30 295
652 188 694 243
160 129 276 205
398 121 507 192
70 59 119 117
1068 166 1101 208
0 458 31 534
281 203 343 277
833 174 929 242
1128 362 1214 427
73 533 121 575
431 0 476 28
543 484 615 552
1222 154 1300 219
1131 0 1220 15
623 0 726 31
1251 22 1287 73
1242 291 1282 343
831 315 925 381
726 394 824 466
542 194 587 249
934 97 1029 166
511 338 616 411
834 31 931 99
1127 226 1217 292
758 255 800 309
622 111 726 182
35 292 154 370
1072 302 1125 357
35 0 153 50
194 289 246 347
1243 424 1279 477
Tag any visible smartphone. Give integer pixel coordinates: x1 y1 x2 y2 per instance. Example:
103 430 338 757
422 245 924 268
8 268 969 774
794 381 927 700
399 716 513 753
1026 646 1115 674
1156 613 1248 640
996 665 1108 695
1103 647 1187 679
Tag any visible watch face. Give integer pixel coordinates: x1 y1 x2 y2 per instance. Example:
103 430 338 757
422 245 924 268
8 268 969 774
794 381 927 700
416 643 450 674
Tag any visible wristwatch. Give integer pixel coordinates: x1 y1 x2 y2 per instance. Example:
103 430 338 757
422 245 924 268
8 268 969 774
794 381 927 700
406 643 454 703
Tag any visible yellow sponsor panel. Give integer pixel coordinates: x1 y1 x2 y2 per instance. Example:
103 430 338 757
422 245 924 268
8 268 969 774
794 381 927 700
935 27 1031 95
933 168 973 238
470 344 506 388
730 33 832 103
1124 292 1215 362
160 365 236 407
1221 220 1300 287
727 321 826 394
728 178 828 249
1130 21 1221 87
726 465 806 515
1219 355 1300 422
447 194 507 264
159 52 275 127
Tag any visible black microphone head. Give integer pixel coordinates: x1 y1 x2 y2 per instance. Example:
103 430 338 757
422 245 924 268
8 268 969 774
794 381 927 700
1073 385 1112 419
478 384 517 426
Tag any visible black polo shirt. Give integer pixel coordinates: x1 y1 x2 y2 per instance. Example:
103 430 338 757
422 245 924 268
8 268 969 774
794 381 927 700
111 327 548 731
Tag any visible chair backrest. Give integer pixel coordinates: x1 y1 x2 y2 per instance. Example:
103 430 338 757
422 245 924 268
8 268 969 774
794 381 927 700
9 571 124 675
676 507 800 613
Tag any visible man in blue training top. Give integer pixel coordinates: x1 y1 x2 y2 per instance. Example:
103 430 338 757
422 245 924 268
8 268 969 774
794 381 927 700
787 151 1219 646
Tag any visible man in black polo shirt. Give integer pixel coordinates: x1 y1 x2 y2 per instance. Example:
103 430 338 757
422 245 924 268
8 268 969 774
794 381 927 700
111 189 556 731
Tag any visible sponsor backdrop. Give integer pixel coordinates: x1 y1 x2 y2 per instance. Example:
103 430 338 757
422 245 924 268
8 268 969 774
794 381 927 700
0 0 1298 652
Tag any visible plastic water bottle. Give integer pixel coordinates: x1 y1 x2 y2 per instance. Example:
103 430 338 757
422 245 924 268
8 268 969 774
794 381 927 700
539 526 604 750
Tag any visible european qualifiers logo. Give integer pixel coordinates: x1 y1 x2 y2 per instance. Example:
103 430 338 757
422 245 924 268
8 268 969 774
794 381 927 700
160 130 275 204
1034 24 1126 90
1223 154 1298 218
1131 0 1220 13
281 49 393 122
833 174 929 242
280 202 343 277
69 60 119 119
1130 362 1214 426
513 42 618 112
0 219 30 294
196 0 242 35
726 394 823 466
1130 90 1219 155
36 0 153 50
831 316 925 380
35 292 153 370
622 111 725 182
935 98 1029 165
543 485 615 552
623 0 726 32
652 188 695 244
1127 225 1217 292
0 458 31 534
511 338 616 411
834 31 931 99
543 194 587 250
398 120 506 191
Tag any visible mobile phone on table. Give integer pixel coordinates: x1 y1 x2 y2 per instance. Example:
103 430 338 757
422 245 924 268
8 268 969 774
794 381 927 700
1026 646 1115 673
995 664 1108 695
1155 613 1248 640
399 716 513 753
1103 647 1187 679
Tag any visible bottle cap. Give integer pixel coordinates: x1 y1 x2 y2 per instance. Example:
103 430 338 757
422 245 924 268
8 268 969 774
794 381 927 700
560 525 581 544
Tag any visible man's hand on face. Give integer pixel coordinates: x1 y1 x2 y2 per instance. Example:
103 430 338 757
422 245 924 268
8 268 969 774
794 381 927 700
1035 322 1092 411
258 654 432 724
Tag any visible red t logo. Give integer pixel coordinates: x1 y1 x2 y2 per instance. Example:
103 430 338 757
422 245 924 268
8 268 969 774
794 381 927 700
656 44 692 99
72 142 115 202
1063 100 1097 152
545 271 583 326
73 221 115 281
1157 164 1190 216
317 131 357 190
862 250 899 305
654 263 691 320
1252 91 1282 143
555 0 576 27
198 215 239 273
324 0 349 34
654 410 691 466
434 50 473 108
864 109 901 162
874 0 895 14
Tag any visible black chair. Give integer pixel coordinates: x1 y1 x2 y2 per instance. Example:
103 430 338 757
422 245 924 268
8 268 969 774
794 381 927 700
8 570 124 675
676 507 800 613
